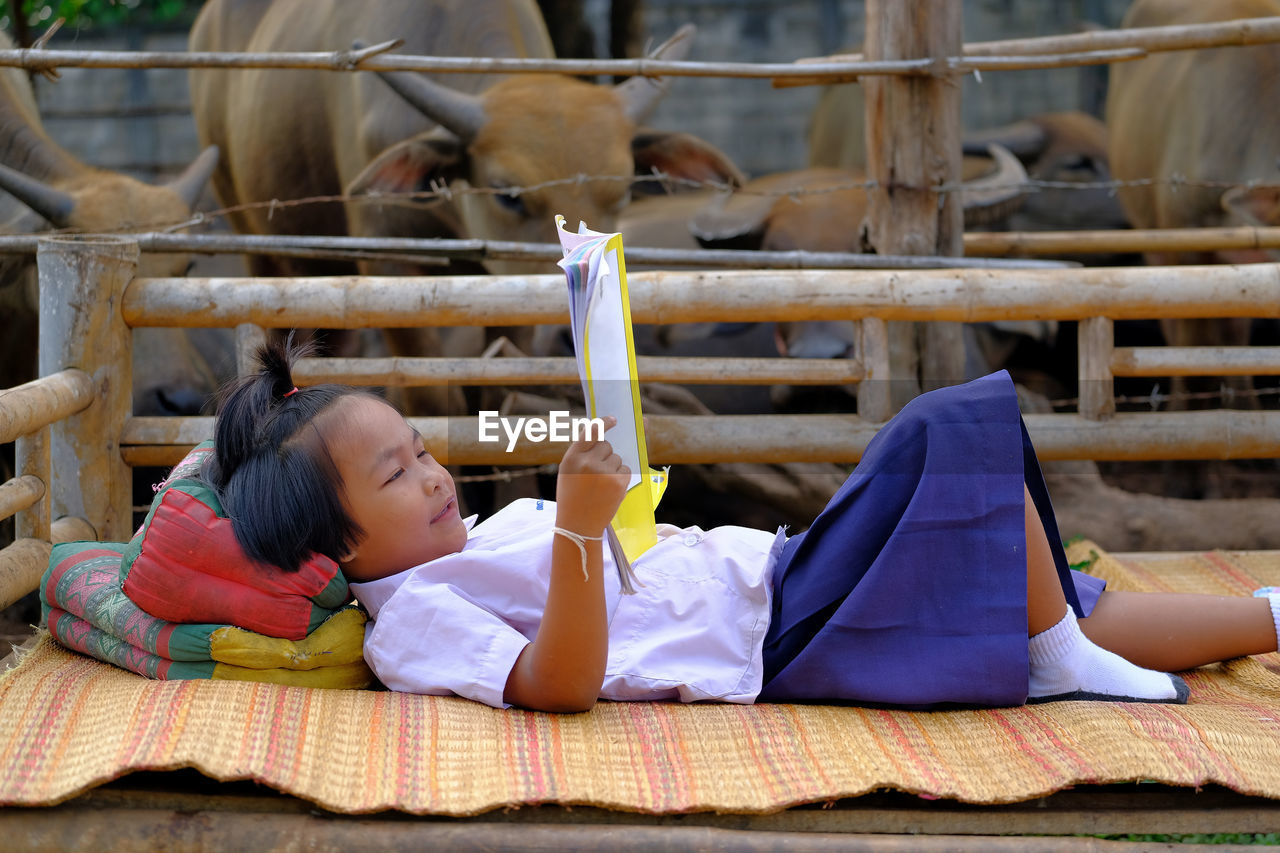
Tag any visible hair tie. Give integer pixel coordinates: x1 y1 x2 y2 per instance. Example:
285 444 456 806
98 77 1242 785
282 386 300 398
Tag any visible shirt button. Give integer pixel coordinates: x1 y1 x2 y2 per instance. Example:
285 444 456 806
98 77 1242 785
683 533 701 547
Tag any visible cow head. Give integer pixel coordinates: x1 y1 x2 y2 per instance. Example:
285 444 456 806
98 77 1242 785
1219 184 1280 263
0 146 222 415
688 145 1026 255
681 147 1033 381
0 144 219 278
962 112 1127 232
346 27 744 274
1223 184 1280 228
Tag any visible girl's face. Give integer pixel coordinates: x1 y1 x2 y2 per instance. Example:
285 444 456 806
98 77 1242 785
325 396 468 582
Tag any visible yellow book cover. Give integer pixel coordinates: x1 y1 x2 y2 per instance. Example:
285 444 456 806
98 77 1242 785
555 215 668 593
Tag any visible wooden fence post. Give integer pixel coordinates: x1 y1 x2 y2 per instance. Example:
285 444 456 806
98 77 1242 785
37 235 139 542
235 323 267 376
1078 316 1116 420
13 430 49 542
864 0 965 406
856 317 892 422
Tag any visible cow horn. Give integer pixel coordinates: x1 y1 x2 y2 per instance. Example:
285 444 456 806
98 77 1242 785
166 145 220 209
961 119 1047 161
353 41 486 143
961 143 1028 227
616 24 696 124
0 162 74 227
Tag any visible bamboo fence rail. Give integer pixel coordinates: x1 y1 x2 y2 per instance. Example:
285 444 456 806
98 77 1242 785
86 256 1280 478
0 370 94 445
1112 347 1280 378
0 368 97 610
0 538 49 611
964 226 1280 258
2 225 1277 267
967 15 1280 56
0 475 42 522
782 15 1280 85
293 355 865 388
0 44 1150 81
118 408 1280 468
2 15 1276 84
0 517 94 611
0 233 1072 271
122 264 1280 330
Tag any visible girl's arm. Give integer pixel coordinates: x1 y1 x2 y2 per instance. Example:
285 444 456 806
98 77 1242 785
503 417 630 712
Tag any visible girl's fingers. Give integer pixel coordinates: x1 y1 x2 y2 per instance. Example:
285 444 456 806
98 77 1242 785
589 415 617 445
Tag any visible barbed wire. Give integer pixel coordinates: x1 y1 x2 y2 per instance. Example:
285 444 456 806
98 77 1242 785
451 463 561 484
8 159 1271 247
68 169 1275 246
1050 383 1280 412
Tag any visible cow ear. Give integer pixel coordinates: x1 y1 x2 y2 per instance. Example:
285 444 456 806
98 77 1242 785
1222 184 1280 226
632 130 746 195
347 131 466 198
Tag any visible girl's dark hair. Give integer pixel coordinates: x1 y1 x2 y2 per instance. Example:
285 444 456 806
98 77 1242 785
204 335 378 573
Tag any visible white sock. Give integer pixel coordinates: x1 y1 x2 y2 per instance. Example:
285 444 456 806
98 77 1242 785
1028 608 1185 703
1251 588 1280 648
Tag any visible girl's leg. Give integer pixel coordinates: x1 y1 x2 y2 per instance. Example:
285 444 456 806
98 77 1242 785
1023 486 1186 702
1024 485 1068 635
1080 591 1277 672
1023 484 1279 671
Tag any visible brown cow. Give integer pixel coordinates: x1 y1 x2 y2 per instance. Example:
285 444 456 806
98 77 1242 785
689 149 1027 253
620 148 1029 371
810 79 1128 243
188 0 743 388
1107 0 1280 381
959 111 1131 242
0 29 222 415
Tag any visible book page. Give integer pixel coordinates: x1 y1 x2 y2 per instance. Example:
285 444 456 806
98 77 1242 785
556 216 667 582
582 245 642 492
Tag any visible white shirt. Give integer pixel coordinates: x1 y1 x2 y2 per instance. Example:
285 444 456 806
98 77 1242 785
351 498 786 708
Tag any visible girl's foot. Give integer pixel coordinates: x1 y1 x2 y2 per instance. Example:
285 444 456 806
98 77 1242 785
1028 609 1189 704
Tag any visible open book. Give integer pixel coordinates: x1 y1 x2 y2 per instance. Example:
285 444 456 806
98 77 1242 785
555 215 668 594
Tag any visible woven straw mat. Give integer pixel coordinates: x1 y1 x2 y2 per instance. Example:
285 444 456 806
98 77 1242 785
3 541 1280 816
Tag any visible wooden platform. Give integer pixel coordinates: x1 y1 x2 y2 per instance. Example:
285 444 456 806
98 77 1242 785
4 771 1280 851
6 544 1280 851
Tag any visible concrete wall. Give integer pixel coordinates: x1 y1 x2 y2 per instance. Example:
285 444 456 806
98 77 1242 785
30 2 1134 188
632 0 1132 176
34 29 198 183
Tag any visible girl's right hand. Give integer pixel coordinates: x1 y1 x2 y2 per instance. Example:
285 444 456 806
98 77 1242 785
555 415 630 536
506 416 627 712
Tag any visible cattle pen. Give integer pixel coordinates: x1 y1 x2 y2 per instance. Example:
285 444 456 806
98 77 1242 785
5 1 1280 848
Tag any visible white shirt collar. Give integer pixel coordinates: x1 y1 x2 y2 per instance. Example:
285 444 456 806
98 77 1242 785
349 514 481 614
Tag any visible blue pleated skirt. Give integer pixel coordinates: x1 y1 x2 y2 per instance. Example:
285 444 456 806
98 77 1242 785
758 370 1104 708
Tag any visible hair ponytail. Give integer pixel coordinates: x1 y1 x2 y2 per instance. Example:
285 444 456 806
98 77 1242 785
203 333 376 573
204 334 309 492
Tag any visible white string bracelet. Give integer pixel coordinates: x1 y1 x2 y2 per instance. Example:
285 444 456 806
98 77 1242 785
553 526 603 581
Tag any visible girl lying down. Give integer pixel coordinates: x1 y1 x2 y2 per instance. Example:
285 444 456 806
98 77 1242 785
204 338 1280 713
